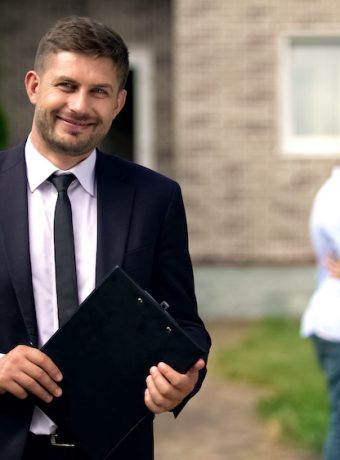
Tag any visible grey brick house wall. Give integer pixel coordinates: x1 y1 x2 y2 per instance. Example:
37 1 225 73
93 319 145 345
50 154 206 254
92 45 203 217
173 0 340 264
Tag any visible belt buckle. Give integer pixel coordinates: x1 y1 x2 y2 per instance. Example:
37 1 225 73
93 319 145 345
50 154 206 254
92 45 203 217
50 432 76 448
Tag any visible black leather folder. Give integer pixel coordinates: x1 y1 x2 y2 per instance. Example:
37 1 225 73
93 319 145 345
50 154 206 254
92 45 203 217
34 266 206 460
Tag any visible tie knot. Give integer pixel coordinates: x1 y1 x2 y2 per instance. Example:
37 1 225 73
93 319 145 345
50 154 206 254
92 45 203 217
49 173 76 193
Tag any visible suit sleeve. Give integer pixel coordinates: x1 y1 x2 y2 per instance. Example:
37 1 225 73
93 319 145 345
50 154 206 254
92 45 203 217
150 182 211 415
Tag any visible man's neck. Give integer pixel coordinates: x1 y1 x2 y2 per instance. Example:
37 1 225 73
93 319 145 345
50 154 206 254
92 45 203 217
29 132 92 171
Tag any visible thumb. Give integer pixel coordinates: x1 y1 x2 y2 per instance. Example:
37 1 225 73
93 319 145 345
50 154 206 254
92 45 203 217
188 358 205 374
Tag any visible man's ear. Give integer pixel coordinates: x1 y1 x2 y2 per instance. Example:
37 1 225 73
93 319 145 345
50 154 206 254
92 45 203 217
112 89 127 120
25 71 40 105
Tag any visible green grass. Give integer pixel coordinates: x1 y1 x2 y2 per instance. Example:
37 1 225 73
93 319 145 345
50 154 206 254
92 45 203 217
216 318 329 452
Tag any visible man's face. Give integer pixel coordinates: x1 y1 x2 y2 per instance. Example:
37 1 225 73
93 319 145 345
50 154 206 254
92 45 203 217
25 51 126 164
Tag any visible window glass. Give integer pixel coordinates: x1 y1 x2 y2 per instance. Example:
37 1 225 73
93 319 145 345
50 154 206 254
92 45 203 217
291 44 339 135
282 36 340 155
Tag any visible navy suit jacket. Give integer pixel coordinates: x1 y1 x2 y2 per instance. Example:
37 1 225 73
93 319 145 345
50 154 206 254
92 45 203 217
0 143 210 460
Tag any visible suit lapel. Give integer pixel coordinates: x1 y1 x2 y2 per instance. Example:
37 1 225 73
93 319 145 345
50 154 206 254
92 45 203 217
0 148 135 342
0 144 37 345
95 152 135 285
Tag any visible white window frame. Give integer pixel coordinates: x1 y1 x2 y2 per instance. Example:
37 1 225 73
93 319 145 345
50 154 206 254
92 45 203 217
129 49 156 169
280 33 340 157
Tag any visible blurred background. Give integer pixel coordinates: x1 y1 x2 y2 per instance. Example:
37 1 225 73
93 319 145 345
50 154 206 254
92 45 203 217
2 0 340 458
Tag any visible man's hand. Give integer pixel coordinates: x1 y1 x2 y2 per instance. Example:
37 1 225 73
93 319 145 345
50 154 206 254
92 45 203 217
325 255 340 279
0 345 63 403
144 358 205 414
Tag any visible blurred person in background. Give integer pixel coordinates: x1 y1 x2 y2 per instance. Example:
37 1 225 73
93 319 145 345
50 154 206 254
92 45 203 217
301 167 340 460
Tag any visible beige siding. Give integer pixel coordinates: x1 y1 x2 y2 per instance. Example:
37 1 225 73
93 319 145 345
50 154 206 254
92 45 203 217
173 0 340 263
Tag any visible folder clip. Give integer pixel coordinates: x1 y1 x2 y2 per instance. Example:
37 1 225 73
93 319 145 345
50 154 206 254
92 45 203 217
160 301 170 311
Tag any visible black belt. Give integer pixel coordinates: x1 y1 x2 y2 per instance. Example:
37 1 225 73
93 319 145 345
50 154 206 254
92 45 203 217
28 431 76 448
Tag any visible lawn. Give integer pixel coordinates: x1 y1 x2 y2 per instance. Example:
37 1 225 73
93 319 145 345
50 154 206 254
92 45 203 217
216 317 329 452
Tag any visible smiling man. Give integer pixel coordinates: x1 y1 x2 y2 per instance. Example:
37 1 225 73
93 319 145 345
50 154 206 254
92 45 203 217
26 50 126 167
0 16 210 460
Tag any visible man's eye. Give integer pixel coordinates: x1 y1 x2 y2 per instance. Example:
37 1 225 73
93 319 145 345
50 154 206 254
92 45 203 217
58 82 75 91
93 88 108 96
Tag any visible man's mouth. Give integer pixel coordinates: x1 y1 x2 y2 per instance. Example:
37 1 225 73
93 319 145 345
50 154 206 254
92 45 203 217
57 115 96 129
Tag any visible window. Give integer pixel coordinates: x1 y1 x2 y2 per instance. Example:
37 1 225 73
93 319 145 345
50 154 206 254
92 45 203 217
129 49 156 169
100 71 134 162
99 48 156 168
281 35 340 156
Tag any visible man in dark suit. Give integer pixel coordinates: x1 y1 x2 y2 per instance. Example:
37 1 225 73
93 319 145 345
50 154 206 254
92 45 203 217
0 15 210 460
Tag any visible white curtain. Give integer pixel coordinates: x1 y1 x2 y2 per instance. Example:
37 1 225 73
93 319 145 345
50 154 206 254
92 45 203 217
291 43 340 136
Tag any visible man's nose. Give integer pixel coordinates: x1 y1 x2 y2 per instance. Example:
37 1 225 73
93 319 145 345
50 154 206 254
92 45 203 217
67 90 89 114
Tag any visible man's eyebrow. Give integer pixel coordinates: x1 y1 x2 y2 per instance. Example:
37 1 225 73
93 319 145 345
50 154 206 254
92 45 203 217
52 77 114 91
54 75 113 88
91 83 114 91
52 76 78 83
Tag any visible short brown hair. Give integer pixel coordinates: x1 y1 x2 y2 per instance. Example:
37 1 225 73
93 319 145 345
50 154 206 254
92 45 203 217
34 16 129 89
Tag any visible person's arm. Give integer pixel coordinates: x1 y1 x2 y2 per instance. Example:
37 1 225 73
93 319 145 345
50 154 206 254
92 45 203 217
145 182 211 414
310 191 337 285
325 255 340 279
0 345 63 402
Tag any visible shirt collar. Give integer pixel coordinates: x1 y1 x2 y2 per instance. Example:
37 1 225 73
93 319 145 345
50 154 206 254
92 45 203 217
25 135 96 196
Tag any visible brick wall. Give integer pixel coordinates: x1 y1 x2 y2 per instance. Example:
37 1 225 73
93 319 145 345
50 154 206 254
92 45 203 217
173 0 340 263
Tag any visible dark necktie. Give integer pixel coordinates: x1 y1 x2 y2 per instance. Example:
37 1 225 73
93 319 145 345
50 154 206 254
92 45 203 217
49 173 79 327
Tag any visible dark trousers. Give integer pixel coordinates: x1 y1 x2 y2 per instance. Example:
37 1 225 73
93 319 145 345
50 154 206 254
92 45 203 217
312 335 340 460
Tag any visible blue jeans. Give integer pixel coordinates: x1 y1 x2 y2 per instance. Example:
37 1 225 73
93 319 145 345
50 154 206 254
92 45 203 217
312 335 340 460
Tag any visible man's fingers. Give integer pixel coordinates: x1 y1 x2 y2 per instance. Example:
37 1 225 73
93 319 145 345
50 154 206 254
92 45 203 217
12 373 54 403
3 380 28 400
144 388 164 414
144 359 206 414
149 366 181 395
24 347 63 382
156 358 204 388
146 370 179 408
187 359 206 374
0 345 63 401
24 363 62 398
18 347 63 400
154 363 185 390
145 374 167 408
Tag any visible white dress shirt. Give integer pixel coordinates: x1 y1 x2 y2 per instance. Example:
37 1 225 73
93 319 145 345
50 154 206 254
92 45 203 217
301 167 340 341
25 136 97 434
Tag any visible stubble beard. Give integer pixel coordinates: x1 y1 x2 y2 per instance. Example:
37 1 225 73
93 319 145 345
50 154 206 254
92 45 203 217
34 108 110 157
